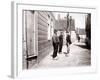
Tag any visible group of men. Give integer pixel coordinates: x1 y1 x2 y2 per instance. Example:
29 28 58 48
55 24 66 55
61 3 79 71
52 30 72 60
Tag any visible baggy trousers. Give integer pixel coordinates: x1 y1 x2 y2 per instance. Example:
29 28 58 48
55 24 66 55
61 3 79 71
52 42 59 58
59 42 63 53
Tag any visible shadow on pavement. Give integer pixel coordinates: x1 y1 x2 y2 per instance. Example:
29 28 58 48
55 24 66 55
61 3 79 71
74 43 90 49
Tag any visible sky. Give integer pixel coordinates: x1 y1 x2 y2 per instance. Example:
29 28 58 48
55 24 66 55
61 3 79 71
53 12 87 29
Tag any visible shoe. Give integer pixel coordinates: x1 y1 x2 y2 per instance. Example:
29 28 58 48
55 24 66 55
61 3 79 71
53 56 59 60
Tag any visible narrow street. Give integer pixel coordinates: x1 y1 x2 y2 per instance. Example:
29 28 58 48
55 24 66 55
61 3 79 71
23 10 91 69
32 41 91 69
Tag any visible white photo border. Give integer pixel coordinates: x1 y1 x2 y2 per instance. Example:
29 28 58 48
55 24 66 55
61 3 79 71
11 1 97 78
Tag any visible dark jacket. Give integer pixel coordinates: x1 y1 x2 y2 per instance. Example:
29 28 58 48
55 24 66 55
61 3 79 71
59 35 63 44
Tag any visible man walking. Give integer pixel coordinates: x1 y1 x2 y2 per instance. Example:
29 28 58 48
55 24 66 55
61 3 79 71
52 30 59 60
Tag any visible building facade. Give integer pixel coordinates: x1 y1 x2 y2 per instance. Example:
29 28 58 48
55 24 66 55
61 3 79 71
22 10 55 69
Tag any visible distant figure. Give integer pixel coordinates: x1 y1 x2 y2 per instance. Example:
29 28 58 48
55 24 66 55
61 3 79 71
58 32 63 54
66 33 71 54
77 34 80 42
52 30 59 60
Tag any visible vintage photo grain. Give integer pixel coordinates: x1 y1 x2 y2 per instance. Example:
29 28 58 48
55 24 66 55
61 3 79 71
22 10 91 69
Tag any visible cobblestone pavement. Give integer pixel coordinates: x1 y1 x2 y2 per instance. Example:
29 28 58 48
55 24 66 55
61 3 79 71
32 41 91 69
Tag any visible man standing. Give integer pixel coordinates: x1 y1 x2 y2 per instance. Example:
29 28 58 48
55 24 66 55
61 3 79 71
52 30 59 60
58 32 63 54
66 33 71 54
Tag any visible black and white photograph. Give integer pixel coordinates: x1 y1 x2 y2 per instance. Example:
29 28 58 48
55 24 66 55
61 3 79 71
0 0 99 80
22 10 91 69
10 1 97 78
